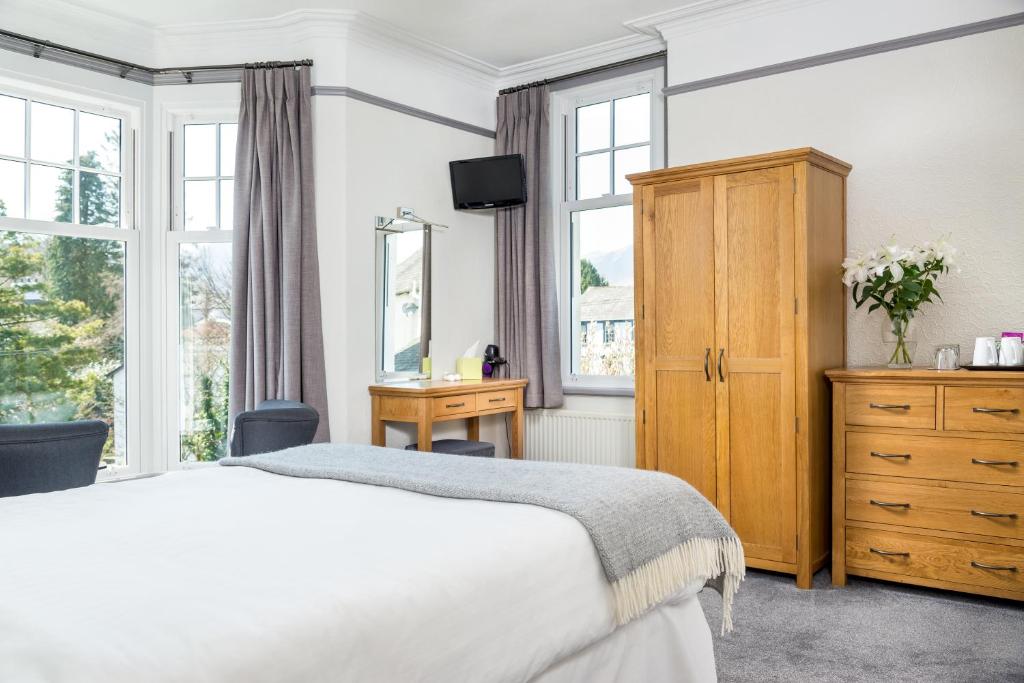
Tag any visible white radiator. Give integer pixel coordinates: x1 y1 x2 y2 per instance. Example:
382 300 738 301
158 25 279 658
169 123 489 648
524 410 635 467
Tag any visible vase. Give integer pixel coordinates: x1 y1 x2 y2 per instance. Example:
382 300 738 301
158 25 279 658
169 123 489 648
881 314 917 369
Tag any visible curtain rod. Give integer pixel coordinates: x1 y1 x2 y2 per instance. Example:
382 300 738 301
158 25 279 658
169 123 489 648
498 50 666 96
0 27 312 81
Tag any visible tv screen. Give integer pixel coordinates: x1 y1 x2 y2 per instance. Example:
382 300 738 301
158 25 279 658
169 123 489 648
449 154 526 209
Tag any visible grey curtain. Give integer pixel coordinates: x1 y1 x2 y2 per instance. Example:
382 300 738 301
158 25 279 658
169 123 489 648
495 86 563 408
230 65 330 442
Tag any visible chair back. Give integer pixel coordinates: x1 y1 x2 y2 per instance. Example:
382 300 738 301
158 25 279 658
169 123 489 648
0 420 109 498
230 400 319 457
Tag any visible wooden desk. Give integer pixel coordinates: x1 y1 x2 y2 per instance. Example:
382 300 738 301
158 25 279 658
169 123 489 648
369 378 528 458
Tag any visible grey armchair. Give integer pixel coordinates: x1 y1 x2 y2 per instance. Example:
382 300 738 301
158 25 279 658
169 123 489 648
0 420 109 498
230 400 319 457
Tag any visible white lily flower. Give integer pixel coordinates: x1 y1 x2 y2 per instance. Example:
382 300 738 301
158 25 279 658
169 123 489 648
889 260 904 282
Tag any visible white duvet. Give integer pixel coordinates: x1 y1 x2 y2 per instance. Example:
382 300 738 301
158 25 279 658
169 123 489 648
0 466 705 682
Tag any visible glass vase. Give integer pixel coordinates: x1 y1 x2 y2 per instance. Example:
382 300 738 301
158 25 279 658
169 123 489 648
882 314 917 369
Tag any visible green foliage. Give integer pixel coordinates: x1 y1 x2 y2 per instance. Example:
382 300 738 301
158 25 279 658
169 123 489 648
180 371 230 462
580 258 608 294
850 260 947 320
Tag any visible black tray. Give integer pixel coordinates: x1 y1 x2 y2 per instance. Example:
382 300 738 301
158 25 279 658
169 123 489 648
960 364 1024 371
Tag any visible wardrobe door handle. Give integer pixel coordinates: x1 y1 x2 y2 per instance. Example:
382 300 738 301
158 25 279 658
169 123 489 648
971 561 1018 572
971 458 1019 467
870 499 911 509
869 403 911 410
717 349 725 383
970 510 1019 519
870 451 911 460
704 348 711 382
972 407 1020 414
870 547 910 557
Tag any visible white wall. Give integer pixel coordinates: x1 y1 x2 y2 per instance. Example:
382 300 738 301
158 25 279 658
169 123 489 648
667 25 1024 366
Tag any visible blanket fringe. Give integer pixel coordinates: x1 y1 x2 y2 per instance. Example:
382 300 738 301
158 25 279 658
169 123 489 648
611 536 745 635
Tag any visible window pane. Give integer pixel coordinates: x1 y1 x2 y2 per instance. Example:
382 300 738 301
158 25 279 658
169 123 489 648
30 102 74 165
613 94 650 146
79 112 121 172
29 164 73 223
614 145 651 195
184 124 216 177
178 242 232 463
79 172 120 227
576 152 610 200
0 95 26 158
0 230 127 467
184 180 217 230
219 179 234 230
572 205 634 377
576 101 610 153
0 160 25 218
219 123 237 177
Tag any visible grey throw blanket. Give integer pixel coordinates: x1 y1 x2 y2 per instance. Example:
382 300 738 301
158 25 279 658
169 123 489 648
220 443 744 632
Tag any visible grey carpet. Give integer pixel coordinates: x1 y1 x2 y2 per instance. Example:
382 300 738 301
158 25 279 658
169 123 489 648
698 569 1024 682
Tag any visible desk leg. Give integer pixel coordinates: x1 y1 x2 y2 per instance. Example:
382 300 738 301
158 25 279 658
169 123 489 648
510 400 524 459
371 396 386 447
417 401 433 451
467 416 480 441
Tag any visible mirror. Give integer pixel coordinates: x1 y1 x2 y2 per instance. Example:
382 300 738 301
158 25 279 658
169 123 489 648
375 225 431 381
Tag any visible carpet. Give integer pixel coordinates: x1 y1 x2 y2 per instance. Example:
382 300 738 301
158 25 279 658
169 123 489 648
698 569 1024 682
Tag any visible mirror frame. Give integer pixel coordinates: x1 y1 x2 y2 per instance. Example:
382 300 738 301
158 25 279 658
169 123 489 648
374 224 431 383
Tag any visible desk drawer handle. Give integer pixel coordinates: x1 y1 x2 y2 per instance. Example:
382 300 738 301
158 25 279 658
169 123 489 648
971 509 1019 519
488 397 507 403
870 451 911 460
870 547 910 557
446 402 466 409
972 458 1020 467
869 402 911 410
870 499 911 509
972 407 1020 414
971 561 1018 572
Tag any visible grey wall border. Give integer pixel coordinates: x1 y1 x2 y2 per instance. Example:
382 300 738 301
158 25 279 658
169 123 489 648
312 86 496 139
664 12 1024 96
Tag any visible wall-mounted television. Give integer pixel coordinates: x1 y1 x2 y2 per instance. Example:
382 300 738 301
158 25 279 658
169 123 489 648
449 154 527 209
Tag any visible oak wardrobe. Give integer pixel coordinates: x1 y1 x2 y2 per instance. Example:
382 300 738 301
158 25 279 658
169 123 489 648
629 148 851 587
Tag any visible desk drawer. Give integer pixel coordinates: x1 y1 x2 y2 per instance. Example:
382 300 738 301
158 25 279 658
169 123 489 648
846 479 1024 541
845 384 935 429
845 432 1024 487
945 387 1024 434
478 389 517 411
433 394 477 417
846 527 1024 594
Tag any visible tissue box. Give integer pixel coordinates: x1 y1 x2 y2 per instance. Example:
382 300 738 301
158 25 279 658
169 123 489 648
456 356 483 380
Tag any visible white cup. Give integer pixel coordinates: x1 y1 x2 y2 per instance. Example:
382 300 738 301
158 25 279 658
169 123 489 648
999 337 1024 366
973 337 998 366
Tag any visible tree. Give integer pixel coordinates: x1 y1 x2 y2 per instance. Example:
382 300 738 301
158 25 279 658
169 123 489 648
180 372 229 462
580 258 608 294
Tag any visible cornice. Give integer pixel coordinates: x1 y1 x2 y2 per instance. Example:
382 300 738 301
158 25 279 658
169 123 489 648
625 0 824 39
496 33 665 90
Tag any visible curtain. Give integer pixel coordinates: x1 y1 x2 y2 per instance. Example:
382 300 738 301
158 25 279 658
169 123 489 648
495 86 563 408
230 65 330 441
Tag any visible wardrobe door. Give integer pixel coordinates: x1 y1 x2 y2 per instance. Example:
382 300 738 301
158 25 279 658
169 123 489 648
713 166 797 563
640 178 717 502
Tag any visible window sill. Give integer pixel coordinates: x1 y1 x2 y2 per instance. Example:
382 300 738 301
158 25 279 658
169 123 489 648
562 385 635 398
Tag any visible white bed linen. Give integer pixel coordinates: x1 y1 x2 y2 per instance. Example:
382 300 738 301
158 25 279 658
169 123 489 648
0 466 713 682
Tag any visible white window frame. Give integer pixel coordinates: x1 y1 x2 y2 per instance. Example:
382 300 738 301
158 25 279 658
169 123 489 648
0 77 142 478
551 68 665 395
164 108 236 470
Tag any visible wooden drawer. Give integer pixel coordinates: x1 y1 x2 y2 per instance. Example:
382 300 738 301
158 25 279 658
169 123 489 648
433 394 477 418
845 384 935 429
478 389 517 411
846 479 1024 541
846 526 1024 594
945 386 1024 434
845 432 1024 487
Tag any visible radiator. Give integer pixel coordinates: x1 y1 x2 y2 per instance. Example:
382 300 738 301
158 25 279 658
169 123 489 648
524 410 635 467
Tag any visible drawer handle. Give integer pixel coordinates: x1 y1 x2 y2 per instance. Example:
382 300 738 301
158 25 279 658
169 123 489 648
870 499 911 509
971 561 1018 572
870 547 910 557
972 407 1020 414
971 458 1020 467
870 451 911 460
445 402 466 409
970 509 1019 519
869 403 911 410
488 397 507 403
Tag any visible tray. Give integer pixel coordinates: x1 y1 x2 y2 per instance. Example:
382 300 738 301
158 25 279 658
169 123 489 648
960 364 1024 371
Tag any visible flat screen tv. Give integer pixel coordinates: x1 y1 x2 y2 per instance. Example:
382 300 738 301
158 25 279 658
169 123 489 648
449 154 526 209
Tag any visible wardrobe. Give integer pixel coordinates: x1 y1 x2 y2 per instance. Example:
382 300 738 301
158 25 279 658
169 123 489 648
629 148 851 587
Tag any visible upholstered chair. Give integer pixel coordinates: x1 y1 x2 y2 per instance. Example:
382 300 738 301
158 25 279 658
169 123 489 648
0 420 109 498
229 400 319 457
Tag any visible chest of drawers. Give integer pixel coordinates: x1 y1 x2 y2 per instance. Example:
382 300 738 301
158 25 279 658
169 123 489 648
827 368 1024 600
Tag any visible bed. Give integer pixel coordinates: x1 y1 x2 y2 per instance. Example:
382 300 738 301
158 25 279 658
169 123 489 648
0 455 725 682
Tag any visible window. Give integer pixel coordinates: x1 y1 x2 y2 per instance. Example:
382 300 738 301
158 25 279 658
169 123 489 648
170 114 236 464
553 69 663 393
0 89 135 470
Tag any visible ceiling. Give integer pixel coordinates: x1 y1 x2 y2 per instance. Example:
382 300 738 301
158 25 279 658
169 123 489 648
59 0 685 67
